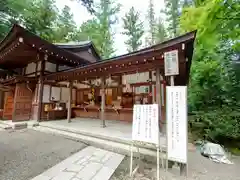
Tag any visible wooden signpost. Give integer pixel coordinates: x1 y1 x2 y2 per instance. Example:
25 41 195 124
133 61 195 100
130 104 161 180
164 49 188 176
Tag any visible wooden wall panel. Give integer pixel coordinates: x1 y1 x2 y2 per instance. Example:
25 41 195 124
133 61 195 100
13 84 33 122
3 91 14 120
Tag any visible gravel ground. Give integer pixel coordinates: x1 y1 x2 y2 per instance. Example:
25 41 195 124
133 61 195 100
111 151 240 180
0 129 87 180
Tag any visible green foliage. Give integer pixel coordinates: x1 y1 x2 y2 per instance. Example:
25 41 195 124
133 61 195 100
190 109 240 147
154 17 167 43
164 0 181 37
74 19 103 55
0 0 94 42
145 0 168 46
74 0 94 13
181 0 240 146
94 0 120 58
74 0 120 59
0 0 28 39
22 0 58 42
122 7 144 52
146 0 155 45
54 5 77 42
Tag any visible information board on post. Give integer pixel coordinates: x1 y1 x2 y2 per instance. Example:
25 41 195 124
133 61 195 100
166 86 187 164
132 104 159 145
164 50 179 76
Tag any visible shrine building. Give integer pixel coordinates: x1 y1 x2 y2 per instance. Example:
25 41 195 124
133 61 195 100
0 24 196 127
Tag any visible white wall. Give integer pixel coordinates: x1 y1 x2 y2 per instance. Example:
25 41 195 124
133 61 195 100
122 72 149 84
45 62 56 72
51 86 61 101
41 85 75 103
25 62 36 74
58 65 71 71
42 85 51 103
61 87 69 102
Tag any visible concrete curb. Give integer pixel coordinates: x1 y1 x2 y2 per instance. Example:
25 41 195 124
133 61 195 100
0 120 39 130
31 125 172 167
38 122 167 152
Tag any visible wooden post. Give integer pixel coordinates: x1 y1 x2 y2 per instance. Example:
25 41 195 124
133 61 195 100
149 71 153 103
67 81 73 123
36 79 44 122
155 68 161 122
36 58 45 122
170 76 174 86
101 76 106 128
12 83 19 121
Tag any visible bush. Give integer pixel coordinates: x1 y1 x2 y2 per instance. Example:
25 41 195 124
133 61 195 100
189 108 240 148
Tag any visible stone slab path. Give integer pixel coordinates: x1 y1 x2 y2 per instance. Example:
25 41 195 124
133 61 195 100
31 146 125 180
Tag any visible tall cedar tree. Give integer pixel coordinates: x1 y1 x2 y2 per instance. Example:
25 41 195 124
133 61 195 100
0 0 29 39
93 0 120 58
155 17 167 43
74 19 103 54
74 0 120 59
19 0 58 42
164 0 180 37
122 7 144 53
0 0 94 40
146 0 155 45
54 5 76 42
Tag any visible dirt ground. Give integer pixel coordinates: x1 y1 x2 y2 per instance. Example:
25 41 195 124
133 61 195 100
111 151 240 180
0 129 86 180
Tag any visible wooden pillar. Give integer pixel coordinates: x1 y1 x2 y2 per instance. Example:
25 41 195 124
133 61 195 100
12 83 19 121
155 68 162 131
149 71 153 104
0 90 4 109
156 68 161 107
36 56 45 122
36 79 44 122
67 81 73 123
101 76 106 128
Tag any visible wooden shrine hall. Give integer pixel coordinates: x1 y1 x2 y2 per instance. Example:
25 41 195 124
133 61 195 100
0 24 196 127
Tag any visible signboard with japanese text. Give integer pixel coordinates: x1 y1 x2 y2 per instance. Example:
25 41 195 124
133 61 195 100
166 86 187 163
164 50 179 76
132 104 159 145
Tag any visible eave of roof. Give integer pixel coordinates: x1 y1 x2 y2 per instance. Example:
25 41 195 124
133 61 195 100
54 41 92 48
55 41 101 61
44 30 197 84
0 24 91 66
102 30 196 62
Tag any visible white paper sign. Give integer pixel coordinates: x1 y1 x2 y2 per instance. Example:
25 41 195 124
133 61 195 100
132 104 159 145
167 86 187 163
164 50 179 76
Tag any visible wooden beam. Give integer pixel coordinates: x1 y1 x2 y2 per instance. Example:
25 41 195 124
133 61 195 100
100 76 106 128
67 81 73 123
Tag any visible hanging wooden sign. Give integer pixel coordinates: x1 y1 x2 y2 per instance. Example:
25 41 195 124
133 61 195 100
164 50 179 76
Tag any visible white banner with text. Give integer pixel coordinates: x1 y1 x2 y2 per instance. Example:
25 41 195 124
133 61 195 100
132 104 159 145
167 86 187 163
